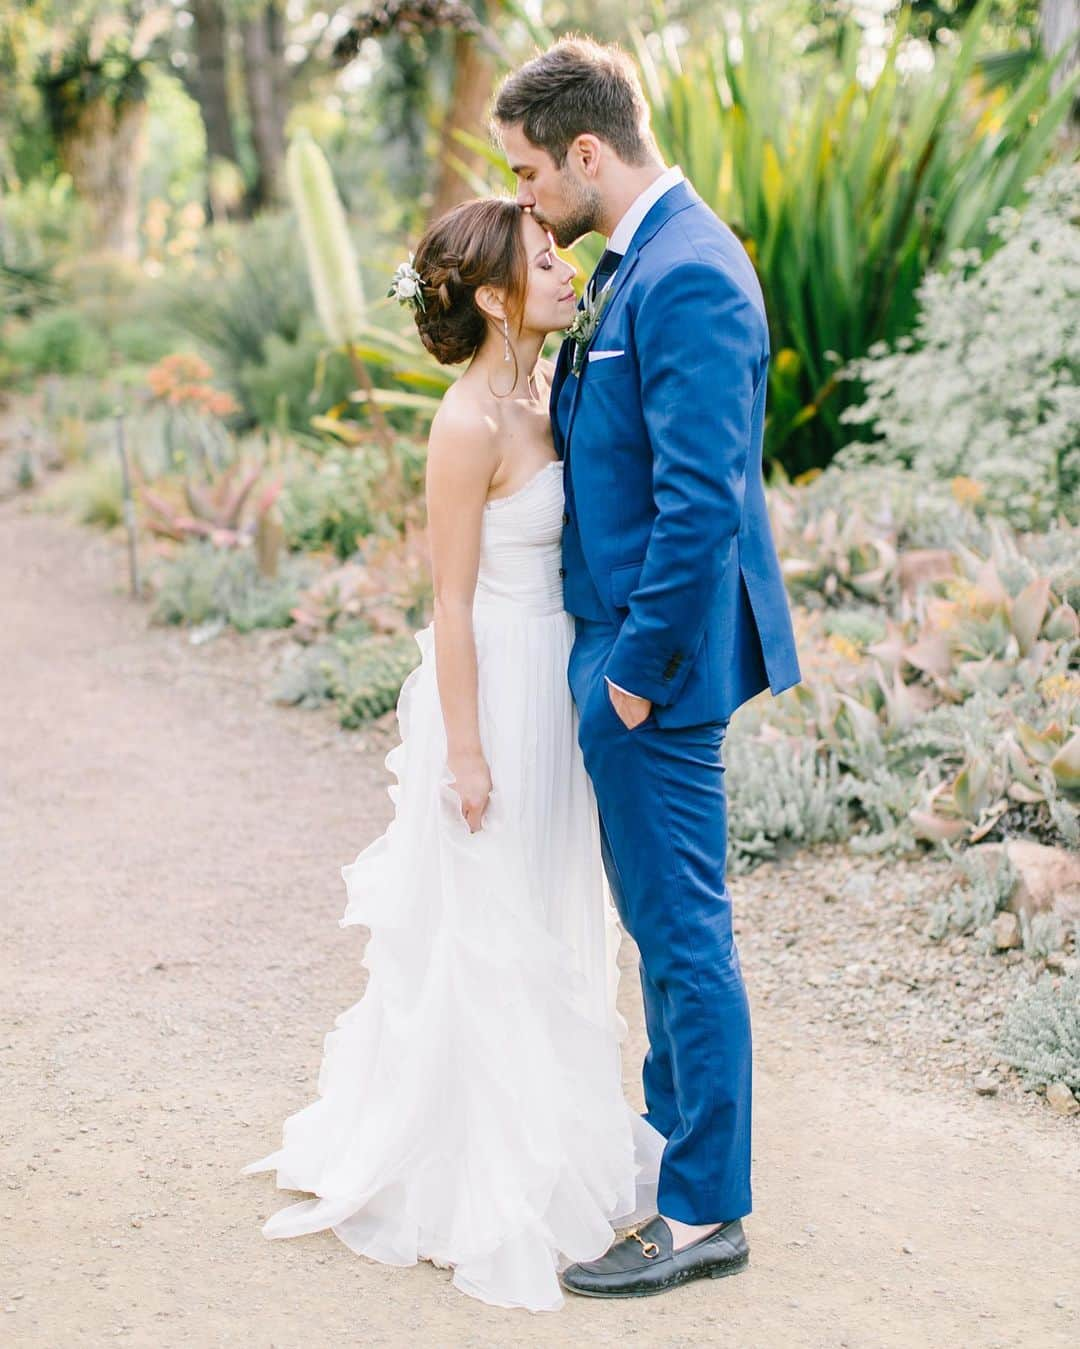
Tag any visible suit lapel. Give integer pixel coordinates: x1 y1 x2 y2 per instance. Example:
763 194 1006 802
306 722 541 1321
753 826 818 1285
561 179 702 448
563 250 641 442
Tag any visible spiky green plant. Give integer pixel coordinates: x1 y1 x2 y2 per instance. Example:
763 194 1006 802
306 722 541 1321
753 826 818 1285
628 0 1080 473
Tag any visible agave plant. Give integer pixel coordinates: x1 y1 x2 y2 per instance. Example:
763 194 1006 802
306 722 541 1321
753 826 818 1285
139 461 282 554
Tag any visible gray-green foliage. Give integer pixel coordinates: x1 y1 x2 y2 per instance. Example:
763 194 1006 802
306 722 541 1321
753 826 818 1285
324 633 421 727
996 971 1080 1093
271 639 343 710
5 305 107 378
725 734 858 873
1020 911 1065 960
151 543 313 632
836 165 1080 530
272 628 419 725
925 842 1018 942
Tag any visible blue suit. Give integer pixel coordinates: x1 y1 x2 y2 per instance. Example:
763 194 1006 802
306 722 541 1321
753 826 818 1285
552 178 801 1223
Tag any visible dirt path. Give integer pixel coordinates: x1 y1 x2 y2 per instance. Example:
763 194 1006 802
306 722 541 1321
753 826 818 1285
2 502 1077 1349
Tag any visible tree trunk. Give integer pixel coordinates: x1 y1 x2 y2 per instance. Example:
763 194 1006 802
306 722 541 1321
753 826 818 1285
240 1 288 209
1041 0 1080 101
60 96 149 259
430 7 503 222
191 0 238 166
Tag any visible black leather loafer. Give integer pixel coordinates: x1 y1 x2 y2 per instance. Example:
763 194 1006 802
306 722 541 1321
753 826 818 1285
560 1214 749 1299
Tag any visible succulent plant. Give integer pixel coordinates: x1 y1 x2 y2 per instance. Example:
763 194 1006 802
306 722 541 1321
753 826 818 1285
138 461 282 548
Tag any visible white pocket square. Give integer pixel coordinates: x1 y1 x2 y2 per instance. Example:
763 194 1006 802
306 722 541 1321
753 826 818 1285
587 348 626 362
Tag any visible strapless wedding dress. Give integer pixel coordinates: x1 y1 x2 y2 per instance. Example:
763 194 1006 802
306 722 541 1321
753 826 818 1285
242 459 663 1312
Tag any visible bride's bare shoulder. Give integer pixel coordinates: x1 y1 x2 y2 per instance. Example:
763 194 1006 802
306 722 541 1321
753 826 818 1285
427 382 499 497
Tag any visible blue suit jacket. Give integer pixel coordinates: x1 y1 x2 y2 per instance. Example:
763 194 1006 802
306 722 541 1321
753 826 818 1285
551 178 802 728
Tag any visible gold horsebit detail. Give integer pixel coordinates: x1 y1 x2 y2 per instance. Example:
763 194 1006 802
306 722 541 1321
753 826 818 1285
625 1227 660 1259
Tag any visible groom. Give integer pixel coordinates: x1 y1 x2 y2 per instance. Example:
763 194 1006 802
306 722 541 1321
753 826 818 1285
494 39 801 1297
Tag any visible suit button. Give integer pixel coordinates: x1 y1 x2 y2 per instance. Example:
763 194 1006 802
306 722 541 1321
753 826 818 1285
562 512 570 525
558 568 566 578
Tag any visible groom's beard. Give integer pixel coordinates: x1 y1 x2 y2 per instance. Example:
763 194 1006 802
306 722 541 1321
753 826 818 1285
536 179 603 250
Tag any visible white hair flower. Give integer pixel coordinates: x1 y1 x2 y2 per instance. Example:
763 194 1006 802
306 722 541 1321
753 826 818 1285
388 253 426 313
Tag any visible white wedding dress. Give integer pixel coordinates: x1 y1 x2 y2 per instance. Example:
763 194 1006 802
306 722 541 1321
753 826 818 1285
242 459 664 1312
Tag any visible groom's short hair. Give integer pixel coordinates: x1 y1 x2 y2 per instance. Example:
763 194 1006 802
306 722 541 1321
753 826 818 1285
493 37 654 169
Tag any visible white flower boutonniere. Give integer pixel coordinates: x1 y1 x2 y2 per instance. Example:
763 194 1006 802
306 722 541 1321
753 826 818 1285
566 284 614 376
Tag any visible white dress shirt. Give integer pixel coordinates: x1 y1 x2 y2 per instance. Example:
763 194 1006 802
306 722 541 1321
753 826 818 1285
601 165 685 705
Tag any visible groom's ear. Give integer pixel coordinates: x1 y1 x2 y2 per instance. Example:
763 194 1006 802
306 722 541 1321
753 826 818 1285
570 134 604 179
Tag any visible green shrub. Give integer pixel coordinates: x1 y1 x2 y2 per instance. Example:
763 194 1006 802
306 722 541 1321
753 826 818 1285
238 325 355 433
109 315 188 366
279 447 377 559
160 213 312 413
324 632 421 726
6 306 105 377
39 454 123 528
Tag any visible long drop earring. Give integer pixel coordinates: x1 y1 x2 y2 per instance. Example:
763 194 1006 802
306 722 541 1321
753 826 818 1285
502 317 511 363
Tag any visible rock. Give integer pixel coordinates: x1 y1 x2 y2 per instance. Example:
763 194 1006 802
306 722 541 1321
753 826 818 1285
1045 1082 1080 1116
1045 952 1066 972
990 911 1021 950
898 549 956 596
973 1074 999 1096
970 840 1080 923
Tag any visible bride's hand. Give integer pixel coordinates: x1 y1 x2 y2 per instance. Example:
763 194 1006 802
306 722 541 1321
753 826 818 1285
447 750 493 833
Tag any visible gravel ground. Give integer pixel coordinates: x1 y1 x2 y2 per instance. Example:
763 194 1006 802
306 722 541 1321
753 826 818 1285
735 848 1077 1115
2 499 1078 1349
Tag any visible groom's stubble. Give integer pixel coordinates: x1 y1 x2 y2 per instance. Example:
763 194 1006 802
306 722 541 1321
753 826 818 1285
532 170 605 251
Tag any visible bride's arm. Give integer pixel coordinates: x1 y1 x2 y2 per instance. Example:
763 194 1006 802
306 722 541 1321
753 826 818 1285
425 397 500 832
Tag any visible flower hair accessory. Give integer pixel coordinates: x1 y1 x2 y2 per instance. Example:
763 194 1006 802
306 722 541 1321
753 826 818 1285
388 253 426 313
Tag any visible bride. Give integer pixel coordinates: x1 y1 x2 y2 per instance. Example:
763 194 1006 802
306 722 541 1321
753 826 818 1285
241 197 663 1312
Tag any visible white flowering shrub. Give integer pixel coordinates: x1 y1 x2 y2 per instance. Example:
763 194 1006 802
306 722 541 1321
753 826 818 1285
835 165 1080 530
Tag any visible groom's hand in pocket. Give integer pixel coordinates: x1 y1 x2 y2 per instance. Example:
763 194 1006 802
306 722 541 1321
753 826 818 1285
606 677 652 730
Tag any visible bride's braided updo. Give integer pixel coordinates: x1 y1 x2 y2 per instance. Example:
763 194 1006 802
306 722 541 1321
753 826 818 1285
409 198 529 366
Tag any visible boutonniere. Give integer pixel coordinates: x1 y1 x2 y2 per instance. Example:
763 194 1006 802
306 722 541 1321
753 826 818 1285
566 284 614 376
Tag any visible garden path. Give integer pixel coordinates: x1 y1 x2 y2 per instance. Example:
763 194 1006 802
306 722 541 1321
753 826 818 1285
2 500 1077 1348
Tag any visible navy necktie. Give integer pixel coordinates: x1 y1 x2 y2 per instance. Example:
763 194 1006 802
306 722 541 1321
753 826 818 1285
588 248 623 301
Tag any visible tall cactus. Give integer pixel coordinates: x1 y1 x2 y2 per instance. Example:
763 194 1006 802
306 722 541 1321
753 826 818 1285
285 130 396 467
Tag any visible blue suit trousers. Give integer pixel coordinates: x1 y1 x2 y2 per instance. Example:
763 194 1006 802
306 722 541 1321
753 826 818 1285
568 616 753 1224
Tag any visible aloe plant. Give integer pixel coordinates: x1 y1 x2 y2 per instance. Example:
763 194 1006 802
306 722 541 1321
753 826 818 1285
139 461 282 549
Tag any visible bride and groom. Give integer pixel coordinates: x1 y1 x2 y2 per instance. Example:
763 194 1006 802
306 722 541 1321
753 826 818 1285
242 35 801 1311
